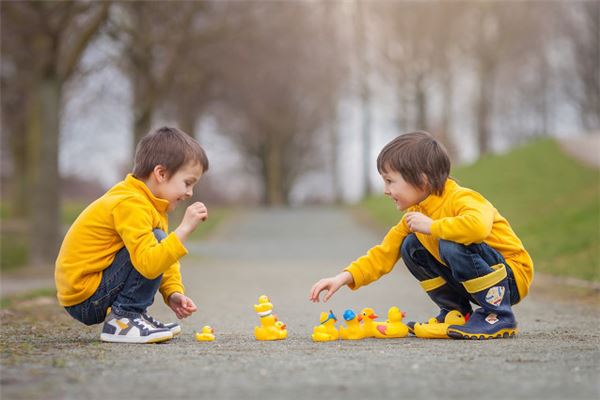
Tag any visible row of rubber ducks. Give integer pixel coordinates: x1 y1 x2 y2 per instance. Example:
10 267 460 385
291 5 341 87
194 295 469 342
311 308 468 341
312 307 408 341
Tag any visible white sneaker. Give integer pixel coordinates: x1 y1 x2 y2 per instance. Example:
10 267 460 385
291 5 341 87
100 311 173 344
142 313 182 336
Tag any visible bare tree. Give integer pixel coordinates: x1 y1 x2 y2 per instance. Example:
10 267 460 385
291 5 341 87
1 1 109 265
211 2 344 205
562 1 600 131
107 2 202 152
375 1 464 159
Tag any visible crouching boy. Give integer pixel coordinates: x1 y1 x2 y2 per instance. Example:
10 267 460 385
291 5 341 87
55 127 209 343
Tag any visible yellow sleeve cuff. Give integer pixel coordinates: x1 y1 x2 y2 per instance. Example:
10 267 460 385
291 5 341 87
344 265 365 290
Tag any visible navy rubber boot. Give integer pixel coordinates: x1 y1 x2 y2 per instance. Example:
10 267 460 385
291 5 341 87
447 264 517 340
407 275 472 334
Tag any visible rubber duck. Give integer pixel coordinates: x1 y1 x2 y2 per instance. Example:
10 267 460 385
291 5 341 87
357 307 387 338
311 310 339 342
254 295 273 315
254 295 287 341
375 306 409 338
414 310 468 339
195 325 215 341
339 309 364 340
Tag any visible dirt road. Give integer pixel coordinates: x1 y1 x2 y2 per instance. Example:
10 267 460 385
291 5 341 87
1 207 598 400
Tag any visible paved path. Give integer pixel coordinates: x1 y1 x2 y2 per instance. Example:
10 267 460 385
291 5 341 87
1 208 599 400
560 133 600 168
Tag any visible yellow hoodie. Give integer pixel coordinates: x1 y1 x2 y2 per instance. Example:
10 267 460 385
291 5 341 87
345 179 533 300
55 174 187 307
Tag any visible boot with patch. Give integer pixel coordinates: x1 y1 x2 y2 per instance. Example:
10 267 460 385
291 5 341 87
407 275 472 334
447 264 517 340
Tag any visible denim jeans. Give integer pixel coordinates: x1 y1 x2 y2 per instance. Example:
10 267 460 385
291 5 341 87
65 229 166 325
401 234 520 305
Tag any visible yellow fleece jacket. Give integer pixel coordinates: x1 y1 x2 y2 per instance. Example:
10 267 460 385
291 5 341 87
55 174 188 307
345 179 533 300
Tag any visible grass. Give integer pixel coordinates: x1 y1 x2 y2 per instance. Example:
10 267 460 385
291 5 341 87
360 138 600 282
0 288 57 309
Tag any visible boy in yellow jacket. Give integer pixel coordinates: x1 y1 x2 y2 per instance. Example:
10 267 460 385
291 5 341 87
55 127 209 343
309 131 533 339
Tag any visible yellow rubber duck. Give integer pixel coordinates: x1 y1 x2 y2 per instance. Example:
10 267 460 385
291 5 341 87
254 295 273 315
375 306 409 338
195 325 215 341
358 307 388 338
414 310 468 339
254 295 287 341
311 310 339 342
339 309 364 340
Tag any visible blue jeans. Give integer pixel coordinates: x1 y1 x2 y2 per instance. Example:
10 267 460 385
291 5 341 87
401 234 520 305
65 229 166 325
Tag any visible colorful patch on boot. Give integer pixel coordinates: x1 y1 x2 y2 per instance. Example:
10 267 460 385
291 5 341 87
485 286 505 306
485 313 499 324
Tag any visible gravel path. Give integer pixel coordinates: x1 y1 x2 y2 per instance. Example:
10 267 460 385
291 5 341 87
1 207 599 400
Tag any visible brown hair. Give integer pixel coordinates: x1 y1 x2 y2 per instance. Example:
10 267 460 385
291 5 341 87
132 126 209 179
377 131 450 196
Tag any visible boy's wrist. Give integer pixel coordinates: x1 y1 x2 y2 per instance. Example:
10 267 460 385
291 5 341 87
338 271 354 286
174 227 190 243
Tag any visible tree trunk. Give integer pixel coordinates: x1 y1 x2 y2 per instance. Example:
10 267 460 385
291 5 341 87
415 74 428 131
29 75 61 266
133 99 153 153
177 103 197 138
328 116 342 204
9 101 31 219
439 72 456 162
476 62 494 156
355 0 373 198
262 135 285 206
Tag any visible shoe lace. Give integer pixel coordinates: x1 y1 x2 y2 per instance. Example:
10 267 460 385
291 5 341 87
133 317 157 333
143 313 165 328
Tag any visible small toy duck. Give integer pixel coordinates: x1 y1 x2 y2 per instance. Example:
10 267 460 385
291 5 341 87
375 306 409 338
195 325 215 341
358 307 386 338
339 309 364 340
414 310 468 339
254 295 287 341
311 310 339 342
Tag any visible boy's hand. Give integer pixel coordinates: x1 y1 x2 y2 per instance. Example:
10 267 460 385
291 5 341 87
405 211 433 234
309 271 354 303
168 292 198 319
174 202 208 242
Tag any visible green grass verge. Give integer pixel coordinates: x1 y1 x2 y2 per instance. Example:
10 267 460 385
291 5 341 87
360 138 600 282
0 288 57 309
187 207 228 240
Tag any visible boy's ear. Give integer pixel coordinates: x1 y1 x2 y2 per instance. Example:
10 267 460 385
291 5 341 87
152 165 168 182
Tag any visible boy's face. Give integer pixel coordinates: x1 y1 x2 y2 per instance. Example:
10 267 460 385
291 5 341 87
381 169 428 211
153 162 204 211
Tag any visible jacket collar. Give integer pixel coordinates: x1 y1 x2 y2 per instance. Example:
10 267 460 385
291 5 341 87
413 178 458 214
124 174 169 213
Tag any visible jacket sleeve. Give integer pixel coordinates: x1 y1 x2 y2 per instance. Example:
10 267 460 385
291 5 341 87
159 262 185 304
430 190 494 245
344 219 411 290
112 197 188 280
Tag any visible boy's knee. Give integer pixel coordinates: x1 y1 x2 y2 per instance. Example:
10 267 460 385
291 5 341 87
400 234 420 259
438 239 465 261
153 228 167 242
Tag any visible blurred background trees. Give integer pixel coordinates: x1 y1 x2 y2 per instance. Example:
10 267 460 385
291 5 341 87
1 0 598 266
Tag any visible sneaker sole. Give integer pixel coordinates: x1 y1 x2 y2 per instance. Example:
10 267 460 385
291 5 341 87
447 328 518 340
170 326 182 337
100 332 173 344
